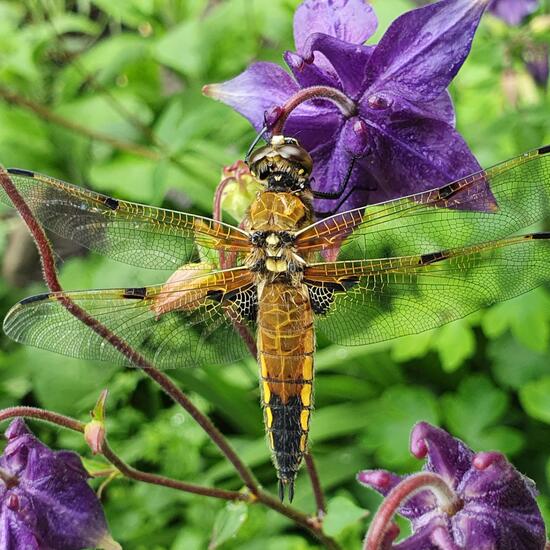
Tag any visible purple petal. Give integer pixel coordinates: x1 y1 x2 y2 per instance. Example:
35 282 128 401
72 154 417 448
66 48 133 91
410 423 474 488
523 43 549 89
293 0 378 54
284 50 341 89
1 420 119 550
203 62 300 131
453 506 546 550
357 110 491 210
489 0 539 26
357 469 438 520
363 0 490 103
405 90 456 127
298 33 375 97
0 510 41 550
392 518 448 550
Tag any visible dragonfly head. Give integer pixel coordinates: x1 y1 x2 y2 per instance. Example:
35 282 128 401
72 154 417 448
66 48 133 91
247 135 313 192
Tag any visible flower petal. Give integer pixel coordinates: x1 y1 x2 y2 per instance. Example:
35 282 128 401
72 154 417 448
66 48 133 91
363 0 490 103
282 104 343 158
203 62 299 131
392 518 449 550
489 0 539 26
284 50 340 89
452 452 546 549
410 422 474 488
298 33 375 96
357 110 494 211
1 420 118 550
357 469 438 520
293 0 378 53
453 506 546 550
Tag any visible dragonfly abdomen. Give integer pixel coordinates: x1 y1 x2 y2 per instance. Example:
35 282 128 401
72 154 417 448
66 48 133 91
257 282 314 501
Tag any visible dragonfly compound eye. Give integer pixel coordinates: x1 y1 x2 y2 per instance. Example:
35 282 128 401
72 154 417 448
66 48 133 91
247 136 313 190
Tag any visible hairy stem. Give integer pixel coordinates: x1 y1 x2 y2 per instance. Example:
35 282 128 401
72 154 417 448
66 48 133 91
364 472 460 550
304 452 326 518
0 407 245 501
270 86 356 135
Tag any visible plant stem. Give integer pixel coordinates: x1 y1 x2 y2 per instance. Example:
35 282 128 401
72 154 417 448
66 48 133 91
304 452 326 518
270 86 356 135
364 472 459 550
0 86 160 161
0 407 245 502
101 441 247 501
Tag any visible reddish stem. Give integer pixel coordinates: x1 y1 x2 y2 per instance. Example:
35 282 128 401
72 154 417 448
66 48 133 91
271 86 356 135
364 472 459 550
304 452 326 518
0 407 244 502
101 442 247 501
0 406 84 432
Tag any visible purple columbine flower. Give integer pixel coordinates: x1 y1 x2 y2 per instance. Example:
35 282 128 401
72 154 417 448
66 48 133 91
523 43 549 89
358 422 546 550
0 419 120 550
204 0 492 215
489 0 539 26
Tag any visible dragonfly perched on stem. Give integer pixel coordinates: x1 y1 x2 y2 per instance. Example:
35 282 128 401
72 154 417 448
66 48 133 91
1 137 550 501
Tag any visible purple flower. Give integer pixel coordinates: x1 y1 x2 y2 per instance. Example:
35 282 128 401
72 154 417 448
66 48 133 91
523 43 549 89
0 419 119 550
204 0 491 215
358 422 546 550
489 0 539 26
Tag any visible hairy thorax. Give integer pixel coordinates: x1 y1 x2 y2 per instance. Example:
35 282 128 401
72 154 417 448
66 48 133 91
244 190 313 287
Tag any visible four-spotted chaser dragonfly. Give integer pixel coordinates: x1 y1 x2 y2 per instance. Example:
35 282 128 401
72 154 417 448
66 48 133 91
1 137 550 501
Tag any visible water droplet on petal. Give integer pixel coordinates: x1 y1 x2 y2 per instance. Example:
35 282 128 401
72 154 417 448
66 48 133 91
367 94 392 110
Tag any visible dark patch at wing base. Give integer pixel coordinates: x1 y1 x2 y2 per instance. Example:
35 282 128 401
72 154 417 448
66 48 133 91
7 168 35 177
20 293 50 305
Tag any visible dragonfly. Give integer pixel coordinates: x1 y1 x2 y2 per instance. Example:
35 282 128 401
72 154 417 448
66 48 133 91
1 137 550 501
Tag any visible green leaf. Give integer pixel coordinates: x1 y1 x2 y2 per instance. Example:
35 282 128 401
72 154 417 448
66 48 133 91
488 335 550 389
390 330 433 363
209 502 248 549
442 375 523 455
323 495 368 537
520 376 550 424
362 385 440 469
482 289 550 351
432 320 476 372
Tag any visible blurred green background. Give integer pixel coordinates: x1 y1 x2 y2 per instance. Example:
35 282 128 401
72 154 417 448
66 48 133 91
0 1 549 548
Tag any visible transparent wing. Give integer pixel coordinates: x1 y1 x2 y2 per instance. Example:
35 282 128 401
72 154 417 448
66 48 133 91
304 233 550 345
296 146 550 259
3 268 256 369
0 169 251 270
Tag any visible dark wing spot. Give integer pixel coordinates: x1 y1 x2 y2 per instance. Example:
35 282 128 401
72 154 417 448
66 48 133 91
531 232 550 240
206 289 224 302
122 287 147 300
20 293 51 305
538 144 550 155
7 168 35 177
419 251 449 265
104 197 119 211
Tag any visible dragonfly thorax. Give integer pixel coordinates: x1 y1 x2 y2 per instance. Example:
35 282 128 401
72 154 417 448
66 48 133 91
247 230 306 283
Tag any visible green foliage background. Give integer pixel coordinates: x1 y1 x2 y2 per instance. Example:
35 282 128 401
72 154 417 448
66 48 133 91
0 1 549 548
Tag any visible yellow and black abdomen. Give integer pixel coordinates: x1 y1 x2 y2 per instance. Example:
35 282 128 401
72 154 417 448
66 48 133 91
257 283 314 500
